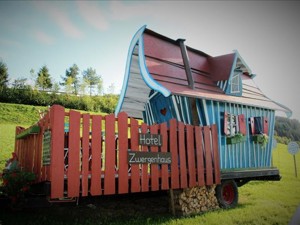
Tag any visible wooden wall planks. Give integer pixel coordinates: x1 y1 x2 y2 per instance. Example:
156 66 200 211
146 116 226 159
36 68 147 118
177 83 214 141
14 105 221 199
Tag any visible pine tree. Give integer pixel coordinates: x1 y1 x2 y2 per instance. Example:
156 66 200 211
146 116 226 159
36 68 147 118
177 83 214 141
61 64 79 95
36 66 52 91
83 67 102 96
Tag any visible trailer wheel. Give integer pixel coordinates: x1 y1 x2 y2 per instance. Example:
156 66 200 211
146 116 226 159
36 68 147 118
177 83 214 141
216 180 238 208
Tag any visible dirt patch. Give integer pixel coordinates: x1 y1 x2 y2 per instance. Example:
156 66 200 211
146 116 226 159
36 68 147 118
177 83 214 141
0 191 173 225
77 191 170 217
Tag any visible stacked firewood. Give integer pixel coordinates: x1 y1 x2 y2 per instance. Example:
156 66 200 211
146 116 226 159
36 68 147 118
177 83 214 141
171 185 219 215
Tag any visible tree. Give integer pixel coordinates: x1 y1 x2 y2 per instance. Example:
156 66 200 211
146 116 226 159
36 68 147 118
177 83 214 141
30 68 37 89
36 66 52 91
52 82 60 92
82 67 101 96
97 77 103 95
0 60 9 90
65 76 74 94
79 78 87 95
107 83 115 94
12 78 28 89
61 64 79 95
275 116 300 142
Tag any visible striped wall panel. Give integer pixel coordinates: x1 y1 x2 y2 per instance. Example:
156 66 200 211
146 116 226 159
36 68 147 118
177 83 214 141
199 99 275 170
217 80 227 91
143 94 275 170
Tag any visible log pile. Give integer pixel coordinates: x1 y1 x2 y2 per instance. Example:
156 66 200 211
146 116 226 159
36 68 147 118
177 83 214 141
171 185 219 215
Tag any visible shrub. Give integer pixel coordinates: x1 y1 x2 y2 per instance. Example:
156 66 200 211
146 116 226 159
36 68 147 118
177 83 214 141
275 135 291 145
0 153 35 203
0 87 119 114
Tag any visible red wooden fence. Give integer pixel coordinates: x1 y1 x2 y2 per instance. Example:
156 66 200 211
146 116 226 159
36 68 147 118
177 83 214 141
14 105 221 199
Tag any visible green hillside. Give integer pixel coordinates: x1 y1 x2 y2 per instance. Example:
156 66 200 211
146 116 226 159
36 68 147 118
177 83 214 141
0 103 47 125
0 103 47 169
0 103 106 171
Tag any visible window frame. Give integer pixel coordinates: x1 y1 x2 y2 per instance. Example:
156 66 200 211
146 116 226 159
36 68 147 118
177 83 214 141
230 72 241 94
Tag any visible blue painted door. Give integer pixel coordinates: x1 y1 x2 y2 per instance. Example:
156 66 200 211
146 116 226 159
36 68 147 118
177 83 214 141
150 93 173 125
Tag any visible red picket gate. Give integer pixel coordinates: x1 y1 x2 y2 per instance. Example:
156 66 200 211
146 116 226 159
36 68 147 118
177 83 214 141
14 105 221 199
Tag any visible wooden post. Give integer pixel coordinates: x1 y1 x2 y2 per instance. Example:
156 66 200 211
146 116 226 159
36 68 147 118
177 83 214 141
50 105 65 199
178 122 187 188
203 126 213 185
160 123 169 190
170 119 179 189
169 189 176 216
177 38 194 89
186 125 196 187
130 117 140 193
294 155 298 178
141 123 149 192
288 142 299 178
118 112 129 194
90 115 102 196
81 113 90 197
67 110 81 197
104 114 116 195
150 124 159 191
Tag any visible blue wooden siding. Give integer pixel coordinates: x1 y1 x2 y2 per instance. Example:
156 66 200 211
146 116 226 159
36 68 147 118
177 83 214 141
199 99 275 170
143 94 275 170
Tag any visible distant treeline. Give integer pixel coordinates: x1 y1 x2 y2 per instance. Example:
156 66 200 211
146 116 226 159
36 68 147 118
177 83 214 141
0 86 118 114
275 116 300 145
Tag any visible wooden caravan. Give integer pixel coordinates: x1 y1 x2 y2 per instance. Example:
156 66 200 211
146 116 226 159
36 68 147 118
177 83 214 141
114 25 292 208
115 25 291 174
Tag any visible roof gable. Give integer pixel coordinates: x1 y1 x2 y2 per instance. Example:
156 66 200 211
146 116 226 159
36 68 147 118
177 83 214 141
225 51 253 96
115 25 292 118
115 25 171 118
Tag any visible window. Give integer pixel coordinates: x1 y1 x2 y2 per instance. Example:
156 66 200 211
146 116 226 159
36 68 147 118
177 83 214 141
249 116 269 135
224 112 246 136
231 73 240 93
224 112 247 145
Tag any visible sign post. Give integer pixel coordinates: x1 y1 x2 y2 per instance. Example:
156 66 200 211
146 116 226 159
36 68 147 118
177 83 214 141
294 156 298 178
288 142 299 178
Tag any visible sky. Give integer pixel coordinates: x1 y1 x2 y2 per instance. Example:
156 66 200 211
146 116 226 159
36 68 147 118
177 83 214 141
0 1 299 120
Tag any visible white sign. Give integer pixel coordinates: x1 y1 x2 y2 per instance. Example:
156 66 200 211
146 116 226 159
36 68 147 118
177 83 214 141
139 133 162 146
127 151 171 164
288 142 299 155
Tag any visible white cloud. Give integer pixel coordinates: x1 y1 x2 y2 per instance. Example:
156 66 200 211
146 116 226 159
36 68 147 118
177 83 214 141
33 30 55 45
33 1 83 39
77 1 109 31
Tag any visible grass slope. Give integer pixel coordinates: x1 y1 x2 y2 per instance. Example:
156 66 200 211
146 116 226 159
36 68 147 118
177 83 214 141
0 103 46 125
0 103 300 225
0 124 17 171
0 103 47 171
0 103 105 171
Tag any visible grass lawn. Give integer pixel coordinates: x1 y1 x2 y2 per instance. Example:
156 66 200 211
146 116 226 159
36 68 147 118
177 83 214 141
0 103 44 171
0 103 300 225
0 124 17 171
